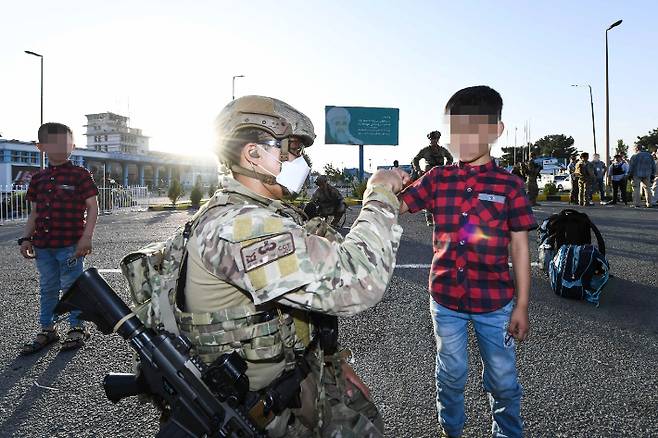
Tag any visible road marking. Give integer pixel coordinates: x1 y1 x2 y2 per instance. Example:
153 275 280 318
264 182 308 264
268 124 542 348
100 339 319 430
97 268 122 273
395 262 542 270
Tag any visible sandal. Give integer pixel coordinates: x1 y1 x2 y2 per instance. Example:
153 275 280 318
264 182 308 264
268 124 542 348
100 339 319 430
21 328 60 355
60 326 90 351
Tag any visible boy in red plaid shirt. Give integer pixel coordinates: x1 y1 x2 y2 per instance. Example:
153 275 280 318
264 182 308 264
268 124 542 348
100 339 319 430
399 86 536 437
19 123 99 354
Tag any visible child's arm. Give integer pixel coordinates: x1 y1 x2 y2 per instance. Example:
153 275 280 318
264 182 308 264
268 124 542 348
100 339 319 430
75 196 99 257
508 229 530 342
19 202 38 259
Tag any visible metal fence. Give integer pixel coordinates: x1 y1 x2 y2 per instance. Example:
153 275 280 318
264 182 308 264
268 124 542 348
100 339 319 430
0 184 150 225
0 185 30 225
98 185 150 213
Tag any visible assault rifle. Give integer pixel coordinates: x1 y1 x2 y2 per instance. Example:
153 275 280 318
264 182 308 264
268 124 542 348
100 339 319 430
54 268 266 438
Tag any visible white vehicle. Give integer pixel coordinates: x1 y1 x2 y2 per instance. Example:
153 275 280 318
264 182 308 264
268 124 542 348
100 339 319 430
553 174 572 192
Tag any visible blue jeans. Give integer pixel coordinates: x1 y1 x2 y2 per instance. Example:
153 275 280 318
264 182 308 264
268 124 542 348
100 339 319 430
34 245 84 328
430 299 523 438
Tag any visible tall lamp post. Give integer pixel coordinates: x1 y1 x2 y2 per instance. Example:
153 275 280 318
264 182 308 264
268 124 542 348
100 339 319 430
570 84 597 155
232 75 245 100
605 19 622 168
25 50 44 169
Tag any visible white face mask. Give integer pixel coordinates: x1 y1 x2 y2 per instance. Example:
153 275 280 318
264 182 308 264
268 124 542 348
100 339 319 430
256 144 311 195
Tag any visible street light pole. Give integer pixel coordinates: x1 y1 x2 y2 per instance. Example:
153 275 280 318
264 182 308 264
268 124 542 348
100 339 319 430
25 50 44 169
605 19 622 168
570 84 597 155
232 75 245 100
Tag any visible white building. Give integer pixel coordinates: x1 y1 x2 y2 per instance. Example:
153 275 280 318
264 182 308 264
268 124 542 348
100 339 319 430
84 112 150 155
0 139 217 190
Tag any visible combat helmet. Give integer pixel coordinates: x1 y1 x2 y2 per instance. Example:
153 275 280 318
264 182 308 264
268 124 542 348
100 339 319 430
215 95 315 162
427 130 441 140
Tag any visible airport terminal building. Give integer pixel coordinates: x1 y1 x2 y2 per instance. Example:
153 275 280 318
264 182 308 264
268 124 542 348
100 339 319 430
0 112 218 189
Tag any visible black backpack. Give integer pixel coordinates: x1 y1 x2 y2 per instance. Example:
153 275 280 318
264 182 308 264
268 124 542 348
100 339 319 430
537 209 605 271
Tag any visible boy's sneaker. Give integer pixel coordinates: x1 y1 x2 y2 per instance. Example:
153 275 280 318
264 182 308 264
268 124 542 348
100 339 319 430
61 326 90 351
439 428 459 438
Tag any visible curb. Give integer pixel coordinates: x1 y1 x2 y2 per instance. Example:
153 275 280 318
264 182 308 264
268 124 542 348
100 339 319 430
537 193 604 202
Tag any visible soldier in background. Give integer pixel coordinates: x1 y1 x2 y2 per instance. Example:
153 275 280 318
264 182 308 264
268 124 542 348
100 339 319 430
412 131 453 225
521 153 542 206
568 155 579 205
412 131 453 177
307 175 346 227
575 152 595 206
180 95 409 437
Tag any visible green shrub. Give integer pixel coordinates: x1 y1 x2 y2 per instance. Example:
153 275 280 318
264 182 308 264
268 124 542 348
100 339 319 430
190 185 203 208
351 180 368 199
543 182 558 195
168 180 184 206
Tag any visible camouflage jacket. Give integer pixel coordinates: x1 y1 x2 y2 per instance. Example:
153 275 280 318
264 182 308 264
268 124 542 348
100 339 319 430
189 176 402 316
412 145 453 172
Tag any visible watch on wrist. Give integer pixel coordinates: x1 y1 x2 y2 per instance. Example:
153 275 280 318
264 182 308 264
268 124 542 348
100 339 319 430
17 237 32 245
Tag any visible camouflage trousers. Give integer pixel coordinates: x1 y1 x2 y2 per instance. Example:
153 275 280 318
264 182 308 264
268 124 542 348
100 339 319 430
578 178 592 205
526 181 539 204
268 351 383 438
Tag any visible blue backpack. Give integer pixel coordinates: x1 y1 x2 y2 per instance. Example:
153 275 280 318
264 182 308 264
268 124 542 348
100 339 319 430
549 244 610 306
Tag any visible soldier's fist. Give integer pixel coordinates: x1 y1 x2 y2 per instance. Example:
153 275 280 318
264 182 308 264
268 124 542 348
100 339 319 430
368 169 410 194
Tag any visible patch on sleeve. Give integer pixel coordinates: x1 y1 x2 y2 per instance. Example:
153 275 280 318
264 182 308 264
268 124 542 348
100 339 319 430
240 233 295 272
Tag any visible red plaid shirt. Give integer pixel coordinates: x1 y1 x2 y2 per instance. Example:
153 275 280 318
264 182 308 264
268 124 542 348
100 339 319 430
400 160 537 313
26 161 99 248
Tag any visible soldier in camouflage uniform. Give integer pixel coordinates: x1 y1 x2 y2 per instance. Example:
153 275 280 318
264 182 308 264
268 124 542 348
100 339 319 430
412 131 454 176
521 154 542 206
179 95 409 437
412 131 454 226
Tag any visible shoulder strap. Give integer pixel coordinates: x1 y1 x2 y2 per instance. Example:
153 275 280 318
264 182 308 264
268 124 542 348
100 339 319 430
584 216 605 256
174 196 234 313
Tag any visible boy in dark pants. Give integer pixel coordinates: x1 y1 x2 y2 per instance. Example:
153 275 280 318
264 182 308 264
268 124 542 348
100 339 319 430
399 86 536 437
19 123 99 354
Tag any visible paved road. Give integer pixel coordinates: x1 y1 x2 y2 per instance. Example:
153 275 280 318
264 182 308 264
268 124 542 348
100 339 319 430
0 203 656 437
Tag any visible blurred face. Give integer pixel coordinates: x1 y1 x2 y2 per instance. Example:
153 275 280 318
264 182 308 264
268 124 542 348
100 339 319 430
446 115 503 163
37 132 74 165
593 154 600 161
429 137 439 147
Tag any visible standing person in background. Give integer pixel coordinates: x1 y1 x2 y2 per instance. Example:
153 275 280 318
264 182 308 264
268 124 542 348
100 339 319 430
575 152 594 206
651 151 658 206
521 153 542 206
568 155 579 205
628 144 656 208
412 130 454 226
591 153 607 204
606 154 629 205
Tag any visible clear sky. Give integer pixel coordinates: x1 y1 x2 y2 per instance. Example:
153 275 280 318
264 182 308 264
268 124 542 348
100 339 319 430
1 0 656 171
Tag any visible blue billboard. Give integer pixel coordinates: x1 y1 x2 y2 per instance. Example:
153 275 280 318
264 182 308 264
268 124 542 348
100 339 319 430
325 106 399 146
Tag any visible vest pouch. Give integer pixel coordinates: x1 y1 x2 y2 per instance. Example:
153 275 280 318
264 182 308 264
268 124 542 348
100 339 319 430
120 241 167 306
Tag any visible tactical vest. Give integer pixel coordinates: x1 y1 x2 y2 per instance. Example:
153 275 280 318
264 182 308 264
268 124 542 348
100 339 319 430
120 190 306 371
612 163 625 176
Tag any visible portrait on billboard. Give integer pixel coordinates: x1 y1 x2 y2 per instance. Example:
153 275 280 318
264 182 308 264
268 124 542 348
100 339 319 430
325 107 364 145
